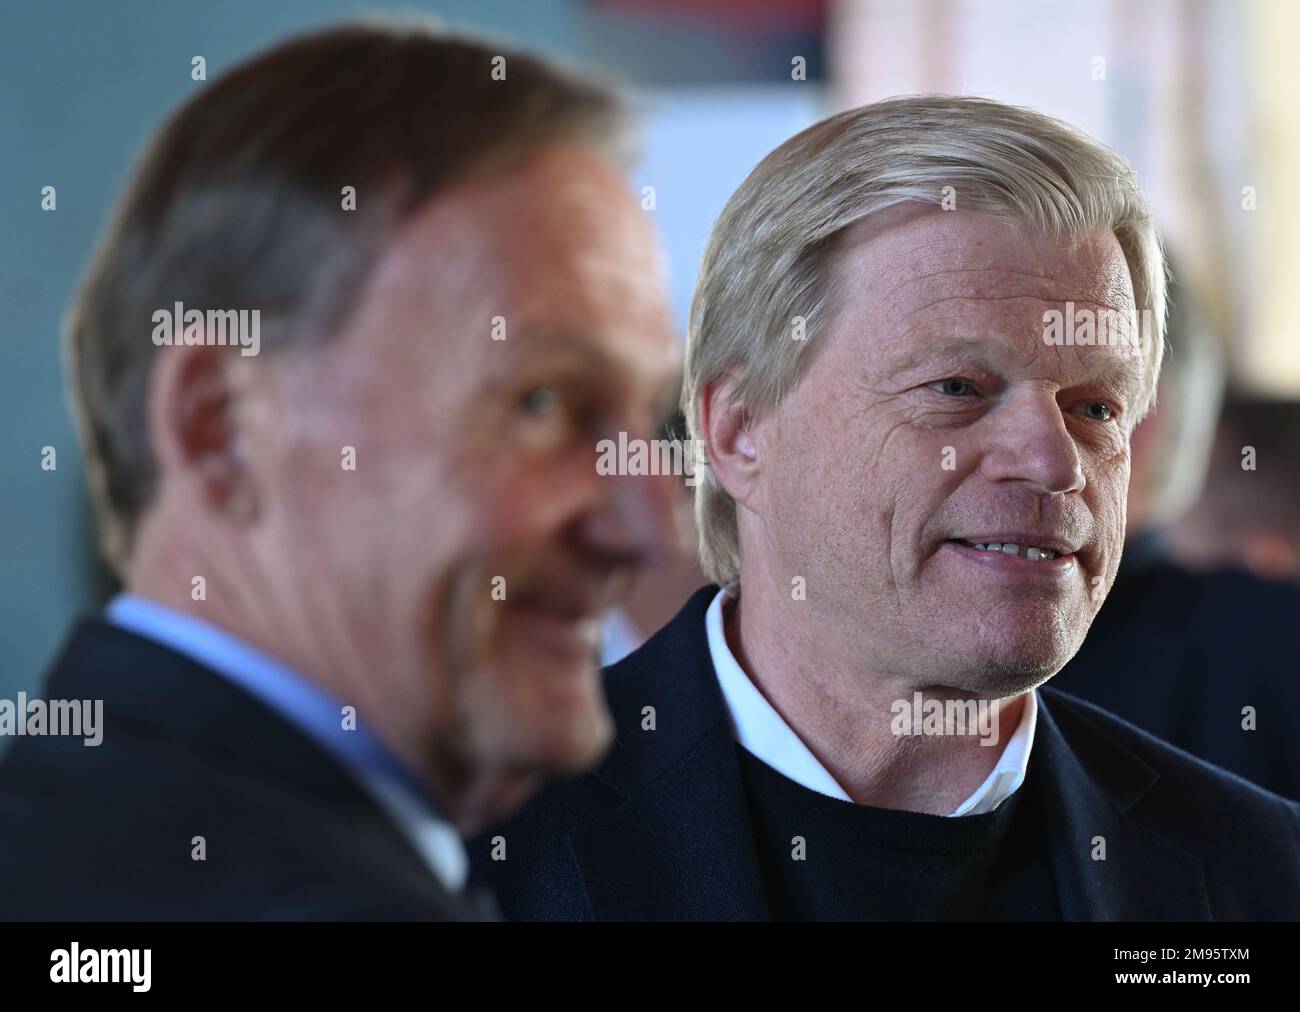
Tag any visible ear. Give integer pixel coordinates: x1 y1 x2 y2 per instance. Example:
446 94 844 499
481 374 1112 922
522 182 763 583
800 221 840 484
146 344 259 524
699 372 762 512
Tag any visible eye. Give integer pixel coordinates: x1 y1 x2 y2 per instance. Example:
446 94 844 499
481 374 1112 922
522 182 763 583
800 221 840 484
520 386 558 416
931 377 976 396
1081 400 1117 422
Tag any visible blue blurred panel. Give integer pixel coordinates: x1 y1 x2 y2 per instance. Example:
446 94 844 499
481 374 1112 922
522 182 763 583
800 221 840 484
635 86 823 331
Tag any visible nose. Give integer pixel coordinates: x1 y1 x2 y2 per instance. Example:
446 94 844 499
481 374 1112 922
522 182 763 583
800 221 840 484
584 464 683 570
978 389 1086 496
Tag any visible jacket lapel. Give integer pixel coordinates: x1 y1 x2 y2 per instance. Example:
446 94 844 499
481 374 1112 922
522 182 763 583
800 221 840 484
573 719 770 920
1033 690 1211 919
569 587 770 920
561 588 1213 921
47 619 475 914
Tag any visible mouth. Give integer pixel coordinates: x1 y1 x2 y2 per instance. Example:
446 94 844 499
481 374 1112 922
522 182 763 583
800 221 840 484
943 535 1080 573
507 591 607 660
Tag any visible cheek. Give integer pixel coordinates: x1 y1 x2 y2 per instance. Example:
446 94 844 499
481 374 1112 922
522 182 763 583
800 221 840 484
387 463 479 554
765 407 924 556
438 454 605 586
430 453 549 541
1091 459 1131 543
871 426 965 540
1078 463 1130 601
763 452 873 591
495 457 596 541
762 427 848 554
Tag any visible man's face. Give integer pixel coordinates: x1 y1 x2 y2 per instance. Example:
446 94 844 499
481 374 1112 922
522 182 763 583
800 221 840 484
247 145 681 793
749 207 1146 696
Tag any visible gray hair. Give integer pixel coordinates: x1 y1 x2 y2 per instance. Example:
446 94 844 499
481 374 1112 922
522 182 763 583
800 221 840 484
684 95 1168 586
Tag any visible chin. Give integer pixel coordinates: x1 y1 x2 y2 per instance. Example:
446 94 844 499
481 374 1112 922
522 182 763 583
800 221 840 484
968 638 1081 695
933 626 1071 698
495 652 614 770
960 603 1087 681
507 703 614 775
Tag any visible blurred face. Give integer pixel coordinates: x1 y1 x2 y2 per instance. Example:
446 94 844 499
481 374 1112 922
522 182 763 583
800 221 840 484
748 207 1146 695
243 145 681 797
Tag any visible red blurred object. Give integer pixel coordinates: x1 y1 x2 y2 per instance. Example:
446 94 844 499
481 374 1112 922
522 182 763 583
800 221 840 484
591 0 829 33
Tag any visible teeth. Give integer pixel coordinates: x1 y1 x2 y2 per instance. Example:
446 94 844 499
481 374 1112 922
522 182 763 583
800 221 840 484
966 541 1058 560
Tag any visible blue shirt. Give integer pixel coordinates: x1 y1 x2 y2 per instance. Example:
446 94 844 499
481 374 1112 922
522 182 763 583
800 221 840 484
106 593 468 892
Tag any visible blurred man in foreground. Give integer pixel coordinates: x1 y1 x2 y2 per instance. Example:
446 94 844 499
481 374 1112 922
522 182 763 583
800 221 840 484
0 22 680 919
472 96 1300 920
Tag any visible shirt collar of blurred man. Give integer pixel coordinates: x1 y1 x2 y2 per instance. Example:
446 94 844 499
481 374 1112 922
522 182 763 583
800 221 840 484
108 592 470 893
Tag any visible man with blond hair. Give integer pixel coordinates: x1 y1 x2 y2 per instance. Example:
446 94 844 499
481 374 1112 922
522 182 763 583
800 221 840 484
471 96 1300 921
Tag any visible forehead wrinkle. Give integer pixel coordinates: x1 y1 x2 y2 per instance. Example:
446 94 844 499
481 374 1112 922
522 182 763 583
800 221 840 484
880 330 1033 380
898 290 1091 325
889 268 1134 314
855 228 1134 307
891 284 1138 345
885 293 1077 363
878 264 1071 307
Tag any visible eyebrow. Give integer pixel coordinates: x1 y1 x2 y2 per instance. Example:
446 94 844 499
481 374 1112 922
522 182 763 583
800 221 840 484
486 329 684 405
883 334 1148 395
482 332 611 381
881 336 1017 380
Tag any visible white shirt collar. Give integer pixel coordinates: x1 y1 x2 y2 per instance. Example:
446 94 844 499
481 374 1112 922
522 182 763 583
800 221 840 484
704 588 1037 817
360 775 468 893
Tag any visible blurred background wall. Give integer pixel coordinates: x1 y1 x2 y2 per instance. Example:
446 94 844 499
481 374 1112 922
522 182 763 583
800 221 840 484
2 0 1297 704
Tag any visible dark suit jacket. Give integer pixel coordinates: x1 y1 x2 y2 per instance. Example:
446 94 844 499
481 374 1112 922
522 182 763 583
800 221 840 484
1050 531 1300 801
0 619 489 921
469 586 1300 920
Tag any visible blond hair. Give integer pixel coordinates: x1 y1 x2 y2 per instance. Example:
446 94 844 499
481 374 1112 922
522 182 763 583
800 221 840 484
685 95 1167 586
